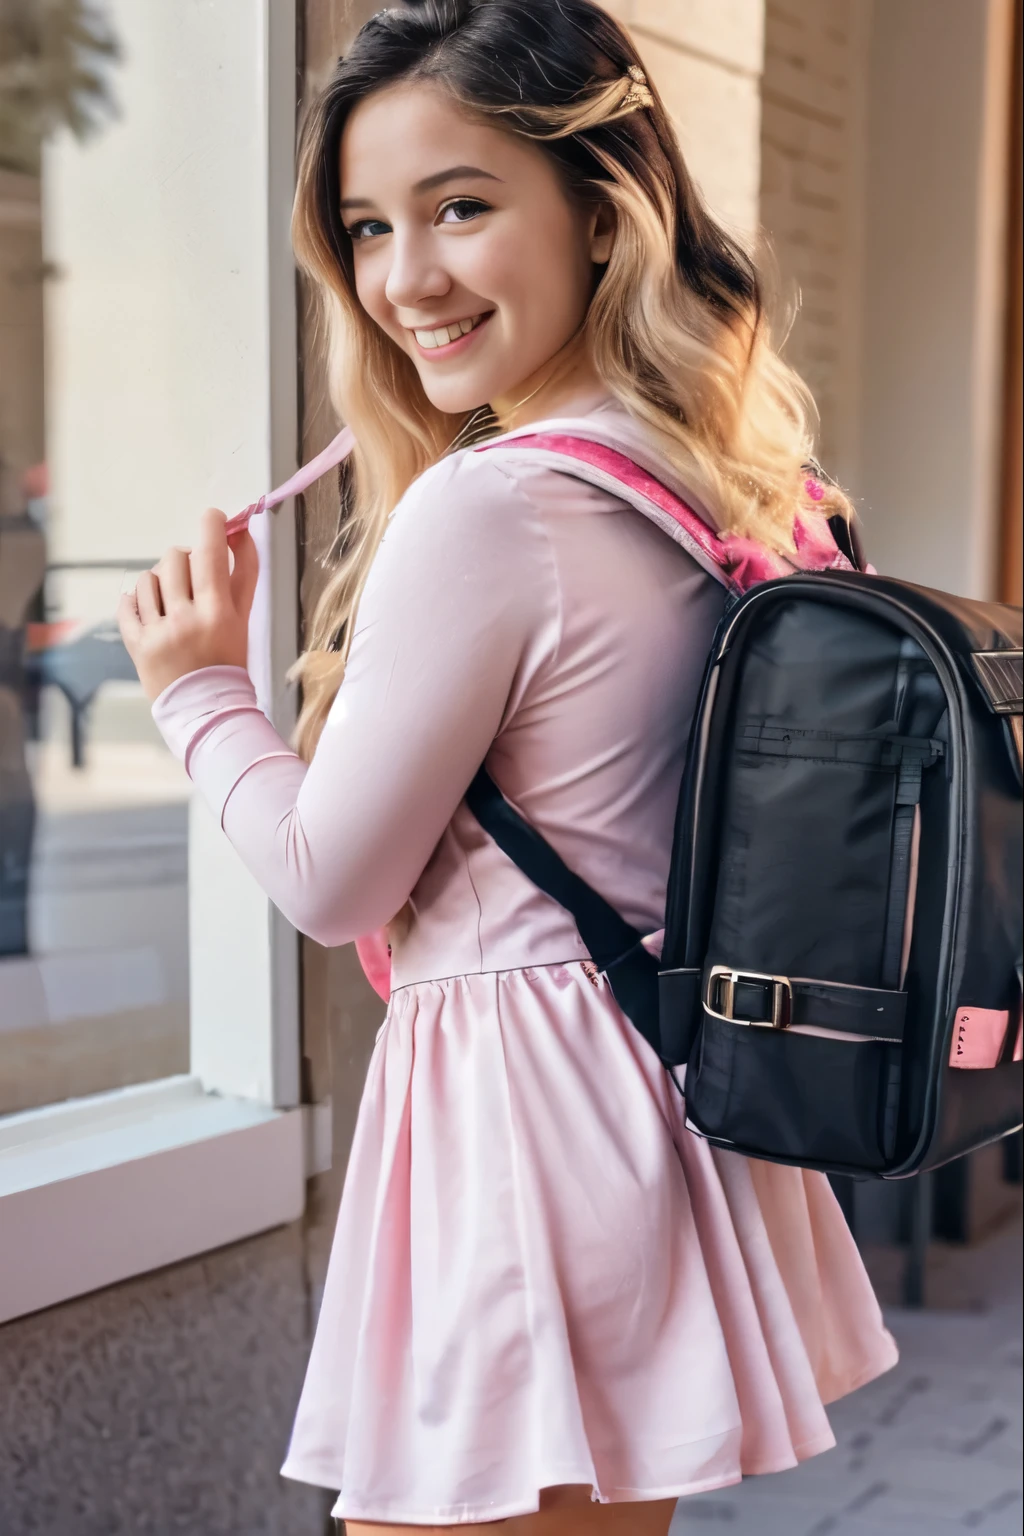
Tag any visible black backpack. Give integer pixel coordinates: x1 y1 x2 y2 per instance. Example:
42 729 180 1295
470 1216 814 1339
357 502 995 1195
466 435 1024 1180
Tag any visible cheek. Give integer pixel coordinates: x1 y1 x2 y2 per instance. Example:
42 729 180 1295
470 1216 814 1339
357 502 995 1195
352 254 395 335
481 213 592 339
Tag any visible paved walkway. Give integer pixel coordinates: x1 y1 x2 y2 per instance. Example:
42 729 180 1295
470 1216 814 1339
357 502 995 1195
672 1216 1023 1536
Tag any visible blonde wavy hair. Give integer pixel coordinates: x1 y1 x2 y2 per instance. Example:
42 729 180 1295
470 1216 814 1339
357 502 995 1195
290 0 850 757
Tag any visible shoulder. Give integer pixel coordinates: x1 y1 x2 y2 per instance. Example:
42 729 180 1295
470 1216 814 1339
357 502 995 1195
396 447 532 522
380 448 545 565
361 449 560 613
355 447 557 645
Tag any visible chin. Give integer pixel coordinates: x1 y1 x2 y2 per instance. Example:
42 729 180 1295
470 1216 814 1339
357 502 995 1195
417 373 494 417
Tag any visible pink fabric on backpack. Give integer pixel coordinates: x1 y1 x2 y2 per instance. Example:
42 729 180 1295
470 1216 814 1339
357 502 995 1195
241 427 855 1003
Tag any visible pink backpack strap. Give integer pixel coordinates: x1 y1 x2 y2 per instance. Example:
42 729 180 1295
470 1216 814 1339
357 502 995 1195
229 425 852 592
476 432 854 593
224 425 356 537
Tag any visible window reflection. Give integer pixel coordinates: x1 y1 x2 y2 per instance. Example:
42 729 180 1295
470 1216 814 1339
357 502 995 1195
0 3 189 1115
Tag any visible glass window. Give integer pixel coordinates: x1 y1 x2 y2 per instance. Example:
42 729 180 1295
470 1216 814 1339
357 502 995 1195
1 5 190 1116
2 1 286 1119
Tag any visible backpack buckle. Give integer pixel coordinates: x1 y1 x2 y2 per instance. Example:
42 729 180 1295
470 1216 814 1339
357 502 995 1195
705 966 793 1029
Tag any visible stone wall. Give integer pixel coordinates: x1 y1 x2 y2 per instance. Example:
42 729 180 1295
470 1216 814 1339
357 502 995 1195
0 1225 332 1536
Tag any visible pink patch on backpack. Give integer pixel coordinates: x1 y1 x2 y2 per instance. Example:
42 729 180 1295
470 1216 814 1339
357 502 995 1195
948 1006 1018 1068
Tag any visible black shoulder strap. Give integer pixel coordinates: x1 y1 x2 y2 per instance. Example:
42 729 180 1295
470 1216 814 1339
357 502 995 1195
465 767 663 1057
828 512 869 573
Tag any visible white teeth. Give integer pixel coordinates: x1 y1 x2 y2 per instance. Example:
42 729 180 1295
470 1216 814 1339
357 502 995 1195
414 316 482 350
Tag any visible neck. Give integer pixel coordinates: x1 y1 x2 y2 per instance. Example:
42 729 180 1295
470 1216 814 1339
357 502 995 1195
490 335 606 431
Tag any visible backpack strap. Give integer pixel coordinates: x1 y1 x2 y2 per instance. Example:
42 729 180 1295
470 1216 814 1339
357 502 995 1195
465 766 664 1059
827 511 870 573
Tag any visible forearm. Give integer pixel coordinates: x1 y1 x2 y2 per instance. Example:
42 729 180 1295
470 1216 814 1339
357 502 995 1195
153 666 411 945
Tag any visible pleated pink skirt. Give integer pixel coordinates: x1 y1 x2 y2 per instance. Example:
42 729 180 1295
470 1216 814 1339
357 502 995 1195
281 961 898 1526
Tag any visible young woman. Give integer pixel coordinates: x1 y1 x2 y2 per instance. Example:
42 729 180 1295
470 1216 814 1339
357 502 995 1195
120 2 897 1531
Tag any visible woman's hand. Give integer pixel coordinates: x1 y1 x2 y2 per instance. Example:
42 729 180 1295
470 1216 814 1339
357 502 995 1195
118 508 260 701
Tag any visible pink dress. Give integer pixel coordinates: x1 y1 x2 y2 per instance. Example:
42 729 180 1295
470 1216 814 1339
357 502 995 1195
152 398 897 1527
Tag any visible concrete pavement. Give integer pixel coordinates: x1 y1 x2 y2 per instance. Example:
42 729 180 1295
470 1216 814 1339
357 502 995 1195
672 1214 1023 1535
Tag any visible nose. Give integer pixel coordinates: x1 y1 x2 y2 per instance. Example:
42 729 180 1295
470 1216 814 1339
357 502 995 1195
384 229 451 312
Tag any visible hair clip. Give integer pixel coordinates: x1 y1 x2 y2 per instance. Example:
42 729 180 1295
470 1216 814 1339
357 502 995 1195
621 63 653 111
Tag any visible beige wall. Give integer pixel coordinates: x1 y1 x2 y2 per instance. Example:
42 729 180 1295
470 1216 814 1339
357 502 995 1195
760 0 1016 597
759 0 870 484
611 0 765 234
857 0 1015 597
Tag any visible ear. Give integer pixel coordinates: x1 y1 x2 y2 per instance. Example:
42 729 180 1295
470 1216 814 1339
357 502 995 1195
588 202 616 265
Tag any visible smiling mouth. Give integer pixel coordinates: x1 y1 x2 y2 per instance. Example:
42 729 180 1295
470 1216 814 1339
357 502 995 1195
412 313 489 351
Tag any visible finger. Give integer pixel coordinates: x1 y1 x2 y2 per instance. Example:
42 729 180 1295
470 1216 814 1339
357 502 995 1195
227 527 260 618
154 547 193 610
135 570 164 624
117 590 143 651
190 508 231 604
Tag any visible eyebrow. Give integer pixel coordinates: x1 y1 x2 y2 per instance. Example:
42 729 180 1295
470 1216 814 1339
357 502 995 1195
339 164 502 211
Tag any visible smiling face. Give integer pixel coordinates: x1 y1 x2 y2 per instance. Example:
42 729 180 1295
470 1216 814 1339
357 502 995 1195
338 81 612 416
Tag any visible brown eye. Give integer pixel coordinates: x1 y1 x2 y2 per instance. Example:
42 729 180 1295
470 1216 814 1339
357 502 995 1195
437 198 490 225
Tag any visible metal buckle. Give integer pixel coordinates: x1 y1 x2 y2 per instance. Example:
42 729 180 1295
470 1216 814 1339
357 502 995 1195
705 966 793 1029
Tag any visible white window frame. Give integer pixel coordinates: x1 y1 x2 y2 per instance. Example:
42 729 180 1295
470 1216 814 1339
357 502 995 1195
0 0 322 1328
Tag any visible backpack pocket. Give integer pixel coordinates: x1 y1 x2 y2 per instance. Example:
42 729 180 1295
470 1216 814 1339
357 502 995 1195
686 721 941 1168
691 1014 901 1169
709 721 941 987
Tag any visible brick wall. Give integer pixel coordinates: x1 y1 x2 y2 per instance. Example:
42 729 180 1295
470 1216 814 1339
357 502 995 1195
759 0 870 482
